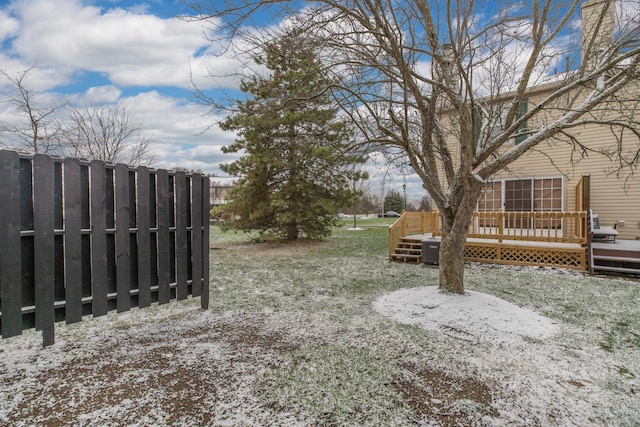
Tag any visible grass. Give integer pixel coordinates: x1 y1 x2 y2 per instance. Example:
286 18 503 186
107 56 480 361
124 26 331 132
209 224 640 425
2 223 639 426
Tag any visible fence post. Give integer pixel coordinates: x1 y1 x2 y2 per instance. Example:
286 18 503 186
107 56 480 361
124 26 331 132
0 151 23 339
191 174 203 297
91 160 109 317
137 166 152 308
156 170 171 305
33 154 55 347
175 172 189 301
115 164 132 313
64 158 83 324
201 177 210 310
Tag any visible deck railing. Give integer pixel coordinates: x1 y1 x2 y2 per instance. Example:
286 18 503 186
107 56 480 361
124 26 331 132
388 211 438 258
389 210 588 258
459 211 588 244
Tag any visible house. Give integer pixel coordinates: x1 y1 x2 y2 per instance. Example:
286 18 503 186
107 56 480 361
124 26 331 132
389 0 639 272
210 183 234 208
475 0 640 241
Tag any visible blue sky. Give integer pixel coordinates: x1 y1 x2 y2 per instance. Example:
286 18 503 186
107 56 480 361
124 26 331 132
0 1 243 173
0 0 434 203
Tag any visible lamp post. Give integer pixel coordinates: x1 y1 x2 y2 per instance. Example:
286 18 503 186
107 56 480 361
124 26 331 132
402 182 407 211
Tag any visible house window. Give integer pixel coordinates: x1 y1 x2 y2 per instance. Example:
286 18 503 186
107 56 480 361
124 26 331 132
504 179 532 212
514 99 528 144
478 181 502 211
474 99 529 145
533 178 562 211
479 177 562 227
477 181 502 227
505 177 561 228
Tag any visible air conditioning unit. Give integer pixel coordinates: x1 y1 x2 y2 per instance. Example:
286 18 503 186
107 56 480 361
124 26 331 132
422 239 441 265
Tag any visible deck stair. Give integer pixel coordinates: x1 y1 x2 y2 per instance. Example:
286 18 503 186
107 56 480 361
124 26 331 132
391 237 423 264
591 245 640 276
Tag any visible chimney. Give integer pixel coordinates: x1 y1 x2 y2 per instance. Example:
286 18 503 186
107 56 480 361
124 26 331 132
434 44 456 87
581 0 615 71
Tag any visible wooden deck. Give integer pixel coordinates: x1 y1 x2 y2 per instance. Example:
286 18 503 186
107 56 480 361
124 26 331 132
388 211 640 275
405 233 587 270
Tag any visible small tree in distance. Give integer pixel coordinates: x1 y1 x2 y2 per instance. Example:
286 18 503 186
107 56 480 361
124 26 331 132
219 29 367 241
66 102 154 166
347 164 370 229
383 191 404 214
1 65 154 166
0 66 67 155
417 195 433 213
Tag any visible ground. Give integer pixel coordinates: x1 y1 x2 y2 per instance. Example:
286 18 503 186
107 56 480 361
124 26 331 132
1 226 639 426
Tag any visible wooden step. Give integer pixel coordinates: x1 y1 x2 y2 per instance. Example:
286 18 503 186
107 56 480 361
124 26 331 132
397 242 422 249
397 238 421 245
591 251 640 275
391 253 422 263
391 238 423 263
395 248 422 254
593 255 640 263
592 265 640 274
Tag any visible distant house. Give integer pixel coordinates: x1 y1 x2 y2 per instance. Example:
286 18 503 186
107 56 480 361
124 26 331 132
210 184 234 207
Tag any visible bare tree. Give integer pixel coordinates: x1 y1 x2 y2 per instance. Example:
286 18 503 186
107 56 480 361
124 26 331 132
66 102 154 166
346 164 370 228
185 0 640 293
417 195 433 213
0 66 68 154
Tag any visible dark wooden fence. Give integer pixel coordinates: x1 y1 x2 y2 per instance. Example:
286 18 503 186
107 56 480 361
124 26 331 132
0 150 210 347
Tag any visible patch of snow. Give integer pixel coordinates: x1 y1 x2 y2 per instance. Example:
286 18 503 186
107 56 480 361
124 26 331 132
374 286 558 345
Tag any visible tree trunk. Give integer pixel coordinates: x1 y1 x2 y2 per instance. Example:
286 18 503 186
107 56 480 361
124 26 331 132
438 226 469 294
437 182 481 294
286 219 298 240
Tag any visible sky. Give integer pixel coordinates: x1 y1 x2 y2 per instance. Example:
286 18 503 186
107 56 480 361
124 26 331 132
0 0 435 204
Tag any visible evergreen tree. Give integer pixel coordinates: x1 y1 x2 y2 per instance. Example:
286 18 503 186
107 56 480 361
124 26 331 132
220 30 366 240
383 191 404 213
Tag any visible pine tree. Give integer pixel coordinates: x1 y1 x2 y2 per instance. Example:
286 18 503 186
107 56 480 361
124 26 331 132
384 191 404 214
220 30 366 240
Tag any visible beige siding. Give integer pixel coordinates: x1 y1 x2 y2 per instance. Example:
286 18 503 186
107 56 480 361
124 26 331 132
430 0 640 241
493 122 640 240
435 85 640 240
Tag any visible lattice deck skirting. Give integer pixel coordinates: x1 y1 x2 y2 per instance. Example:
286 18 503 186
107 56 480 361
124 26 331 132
464 241 587 270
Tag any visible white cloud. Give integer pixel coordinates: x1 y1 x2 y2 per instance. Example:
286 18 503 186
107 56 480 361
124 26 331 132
119 91 238 174
84 85 122 104
0 9 19 41
0 58 71 92
0 0 422 191
6 0 239 89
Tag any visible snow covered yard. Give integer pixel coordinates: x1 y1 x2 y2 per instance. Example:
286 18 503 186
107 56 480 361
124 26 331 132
1 226 639 426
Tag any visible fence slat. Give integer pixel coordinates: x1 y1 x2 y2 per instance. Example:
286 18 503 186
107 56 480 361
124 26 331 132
115 164 131 313
91 160 108 317
137 166 151 308
156 170 171 304
175 172 188 301
33 154 55 346
64 158 83 324
201 177 210 309
54 163 65 317
191 174 203 297
0 151 23 338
